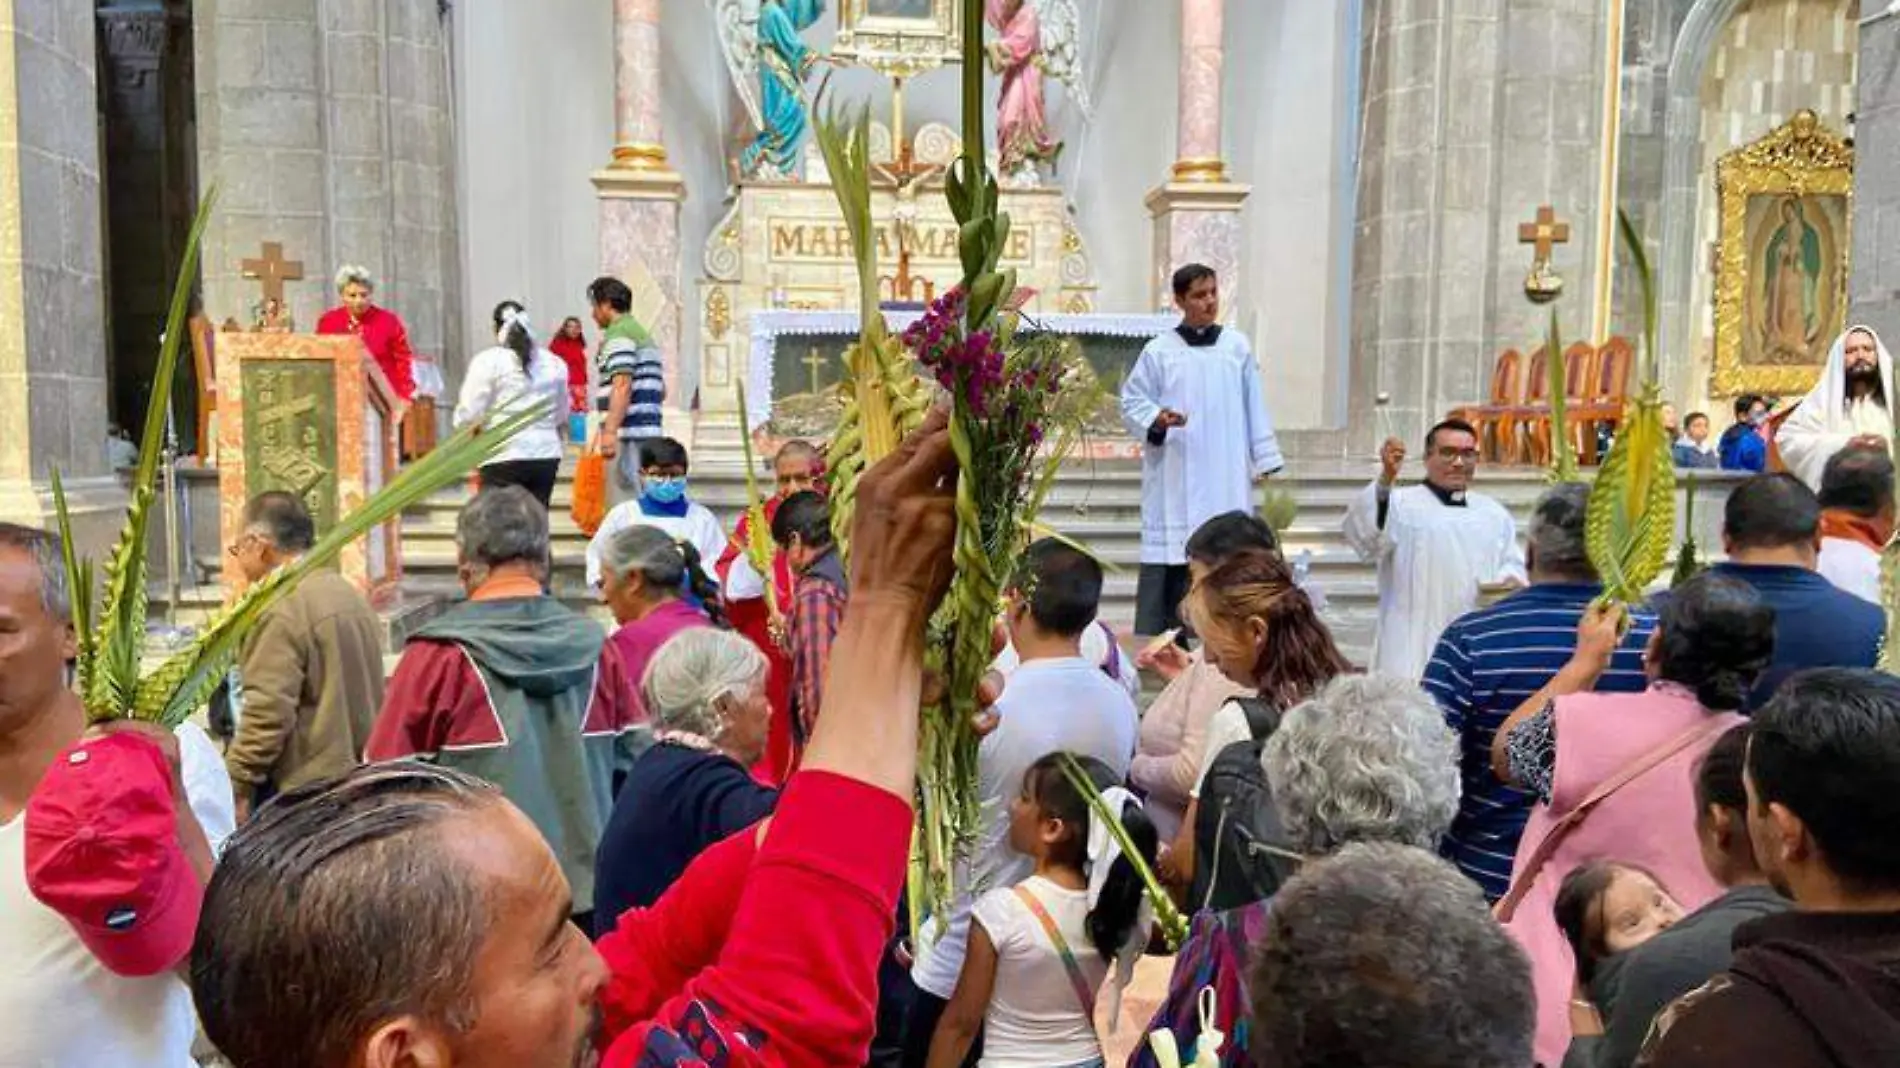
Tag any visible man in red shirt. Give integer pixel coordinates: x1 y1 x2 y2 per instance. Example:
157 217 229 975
317 264 417 402
190 407 967 1068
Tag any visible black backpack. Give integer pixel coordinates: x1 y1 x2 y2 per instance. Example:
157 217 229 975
1190 698 1302 912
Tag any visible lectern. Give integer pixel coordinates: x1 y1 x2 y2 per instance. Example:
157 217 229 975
215 334 403 605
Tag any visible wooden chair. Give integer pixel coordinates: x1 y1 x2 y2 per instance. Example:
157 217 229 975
1521 342 1605 467
189 313 217 462
1451 348 1525 462
1571 337 1633 464
1499 346 1549 465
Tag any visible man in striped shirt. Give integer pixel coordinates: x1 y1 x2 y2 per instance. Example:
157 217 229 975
1421 483 1657 901
588 276 667 501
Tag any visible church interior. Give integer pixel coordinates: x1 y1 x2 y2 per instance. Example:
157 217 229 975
2 0 1897 653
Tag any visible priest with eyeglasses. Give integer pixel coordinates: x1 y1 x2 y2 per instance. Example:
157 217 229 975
1345 419 1525 679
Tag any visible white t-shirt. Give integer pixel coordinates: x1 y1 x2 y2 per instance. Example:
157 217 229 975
910 657 1138 1000
453 345 570 464
992 622 1140 706
585 499 729 590
0 723 235 1068
1192 699 1259 799
969 876 1109 1068
1819 536 1882 605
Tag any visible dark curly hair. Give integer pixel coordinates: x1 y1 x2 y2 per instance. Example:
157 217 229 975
1653 572 1774 711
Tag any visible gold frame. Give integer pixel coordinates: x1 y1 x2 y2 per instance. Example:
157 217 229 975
1711 109 1855 398
833 0 963 78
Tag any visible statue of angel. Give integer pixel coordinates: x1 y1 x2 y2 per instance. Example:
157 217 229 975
709 0 830 179
985 0 1091 184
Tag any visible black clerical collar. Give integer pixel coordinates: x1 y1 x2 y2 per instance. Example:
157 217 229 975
1177 323 1224 348
1422 480 1468 507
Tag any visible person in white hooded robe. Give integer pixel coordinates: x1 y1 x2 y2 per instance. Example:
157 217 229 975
1344 418 1525 680
1119 264 1285 640
1776 325 1896 490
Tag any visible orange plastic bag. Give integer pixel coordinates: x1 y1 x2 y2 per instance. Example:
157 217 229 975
571 451 607 536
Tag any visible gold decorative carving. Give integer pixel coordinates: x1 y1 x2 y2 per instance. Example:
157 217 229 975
611 142 670 170
1712 110 1855 398
706 287 732 342
1171 157 1229 184
834 0 964 78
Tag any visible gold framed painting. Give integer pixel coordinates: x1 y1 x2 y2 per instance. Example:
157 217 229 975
833 0 963 77
1711 109 1855 398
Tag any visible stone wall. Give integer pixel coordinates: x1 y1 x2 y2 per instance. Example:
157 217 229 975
1346 0 1610 458
0 0 121 543
194 0 460 379
1851 11 1900 343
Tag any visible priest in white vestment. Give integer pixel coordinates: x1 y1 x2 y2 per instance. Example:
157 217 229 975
1777 326 1896 490
1344 420 1525 679
1120 265 1285 638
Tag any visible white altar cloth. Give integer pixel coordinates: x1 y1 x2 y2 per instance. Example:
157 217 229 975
745 310 1177 431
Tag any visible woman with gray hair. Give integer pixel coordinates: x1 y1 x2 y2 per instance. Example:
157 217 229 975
601 525 725 712
592 627 777 936
316 263 416 401
1136 674 1463 1067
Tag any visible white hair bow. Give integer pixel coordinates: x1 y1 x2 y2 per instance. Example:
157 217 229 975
1086 785 1156 1031
497 306 536 346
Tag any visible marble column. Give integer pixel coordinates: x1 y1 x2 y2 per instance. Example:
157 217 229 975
1146 0 1250 309
595 0 689 434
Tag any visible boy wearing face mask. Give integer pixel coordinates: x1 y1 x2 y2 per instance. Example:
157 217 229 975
586 437 729 593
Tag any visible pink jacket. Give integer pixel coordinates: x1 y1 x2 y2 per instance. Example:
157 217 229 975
1502 682 1743 1066
1128 653 1248 839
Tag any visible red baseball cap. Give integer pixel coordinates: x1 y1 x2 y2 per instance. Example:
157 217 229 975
24 732 202 978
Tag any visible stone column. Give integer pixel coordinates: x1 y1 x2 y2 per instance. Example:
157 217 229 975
595 0 688 435
0 0 125 550
1851 10 1900 344
1146 0 1250 310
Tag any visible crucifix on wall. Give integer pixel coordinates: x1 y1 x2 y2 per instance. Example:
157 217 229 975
241 241 305 308
1518 205 1570 304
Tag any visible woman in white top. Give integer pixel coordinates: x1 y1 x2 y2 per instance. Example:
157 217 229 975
928 753 1159 1068
454 300 570 508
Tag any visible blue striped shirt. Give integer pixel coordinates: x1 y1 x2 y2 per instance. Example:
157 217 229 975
1421 583 1658 901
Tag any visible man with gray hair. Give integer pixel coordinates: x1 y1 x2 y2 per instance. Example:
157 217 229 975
225 491 385 819
1422 482 1658 901
1140 674 1467 1064
369 485 640 928
1249 843 1536 1068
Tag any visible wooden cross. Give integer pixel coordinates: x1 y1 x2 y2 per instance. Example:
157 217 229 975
241 241 305 306
803 347 828 395
1518 206 1571 261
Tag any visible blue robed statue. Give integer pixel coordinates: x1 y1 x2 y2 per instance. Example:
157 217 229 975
709 0 829 179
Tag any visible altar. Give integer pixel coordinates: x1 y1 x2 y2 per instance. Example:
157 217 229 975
744 308 1176 442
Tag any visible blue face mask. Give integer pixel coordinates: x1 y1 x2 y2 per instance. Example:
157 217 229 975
644 476 688 504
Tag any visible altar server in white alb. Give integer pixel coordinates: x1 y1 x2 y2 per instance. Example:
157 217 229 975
1119 264 1285 639
1776 325 1896 491
1345 419 1525 680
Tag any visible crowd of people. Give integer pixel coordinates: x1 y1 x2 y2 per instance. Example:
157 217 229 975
5 263 1900 1068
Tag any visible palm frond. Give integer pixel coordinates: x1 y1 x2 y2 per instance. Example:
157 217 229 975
1055 753 1188 950
1545 311 1579 483
133 399 555 727
85 186 217 718
49 469 95 697
733 380 780 617
1618 207 1659 385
